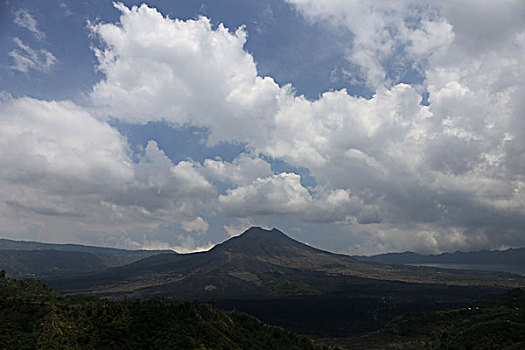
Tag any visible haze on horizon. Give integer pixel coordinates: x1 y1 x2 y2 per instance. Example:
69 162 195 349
1 0 524 256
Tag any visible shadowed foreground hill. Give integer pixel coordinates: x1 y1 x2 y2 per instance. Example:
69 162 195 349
0 276 329 350
335 288 525 349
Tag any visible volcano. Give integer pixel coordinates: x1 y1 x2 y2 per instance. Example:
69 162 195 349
48 227 525 300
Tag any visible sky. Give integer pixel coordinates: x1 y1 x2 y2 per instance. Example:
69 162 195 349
1 0 525 255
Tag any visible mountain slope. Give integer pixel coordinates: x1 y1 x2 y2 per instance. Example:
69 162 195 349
49 227 525 300
0 250 106 279
0 238 174 279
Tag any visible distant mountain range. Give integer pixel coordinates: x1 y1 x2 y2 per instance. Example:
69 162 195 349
355 247 525 267
0 238 174 279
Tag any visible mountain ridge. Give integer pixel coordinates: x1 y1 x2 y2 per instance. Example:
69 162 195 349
0 237 174 254
0 237 175 279
355 247 525 266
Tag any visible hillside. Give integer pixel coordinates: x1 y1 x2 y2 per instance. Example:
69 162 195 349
2 274 523 349
0 238 174 279
0 276 329 350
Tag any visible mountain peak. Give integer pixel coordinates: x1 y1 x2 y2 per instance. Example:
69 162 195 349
210 226 308 256
241 226 284 237
236 227 296 244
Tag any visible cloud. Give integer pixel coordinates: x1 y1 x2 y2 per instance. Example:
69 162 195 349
170 234 214 254
439 0 525 56
123 234 213 254
0 95 131 242
9 38 56 73
181 217 210 234
3 2 525 254
13 8 45 40
281 0 525 252
201 153 273 186
223 218 264 237
0 96 218 247
89 3 284 146
58 2 74 17
285 1 453 89
219 173 311 217
0 95 133 186
218 173 362 223
133 141 216 209
81 2 525 253
86 3 403 226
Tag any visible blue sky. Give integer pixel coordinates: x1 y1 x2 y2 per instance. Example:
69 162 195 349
1 0 525 255
1 0 360 101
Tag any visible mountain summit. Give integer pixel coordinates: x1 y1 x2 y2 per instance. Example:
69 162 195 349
211 227 322 257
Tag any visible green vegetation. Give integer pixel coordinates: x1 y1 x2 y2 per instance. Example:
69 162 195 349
272 279 320 295
328 289 525 349
0 276 330 350
383 288 525 349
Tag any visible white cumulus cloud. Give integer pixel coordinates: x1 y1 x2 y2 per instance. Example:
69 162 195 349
89 3 284 146
82 2 525 253
0 96 217 247
218 173 362 223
